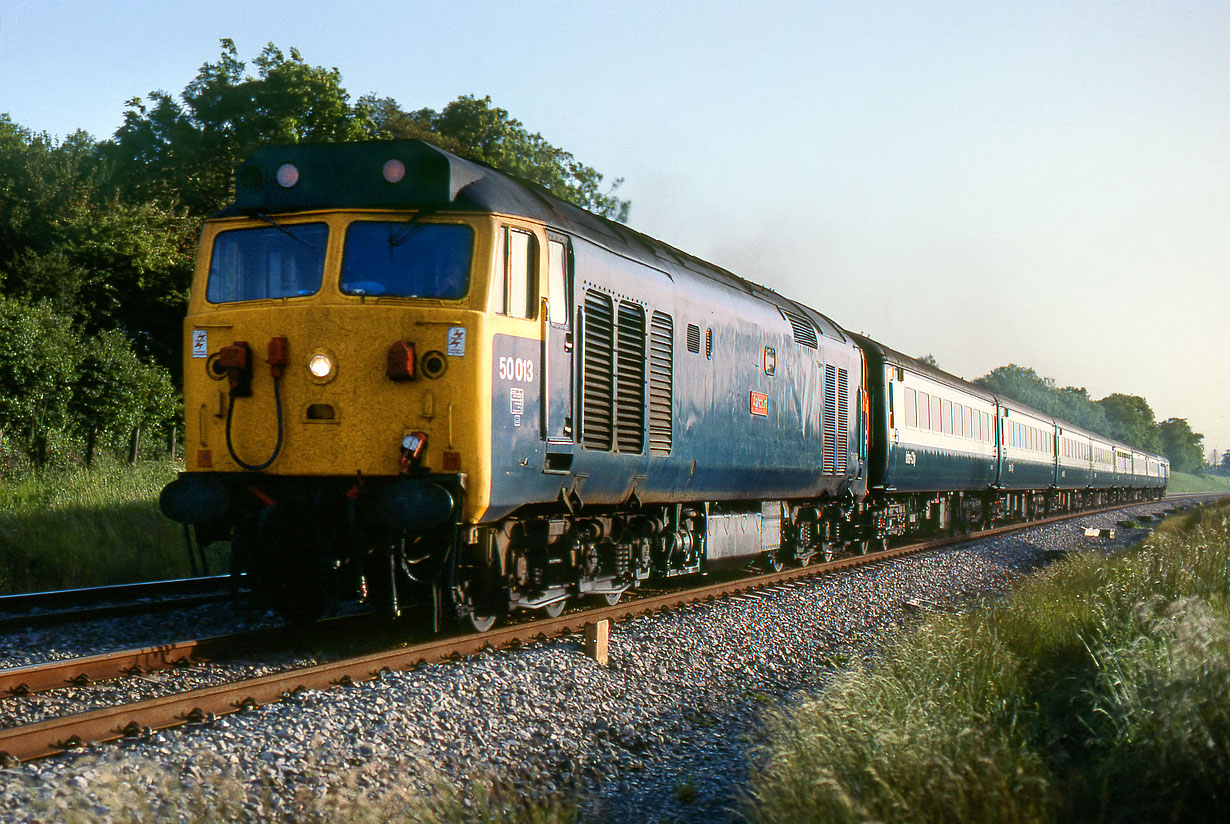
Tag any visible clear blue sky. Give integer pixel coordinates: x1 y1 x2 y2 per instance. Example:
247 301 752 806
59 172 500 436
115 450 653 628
3 0 1228 458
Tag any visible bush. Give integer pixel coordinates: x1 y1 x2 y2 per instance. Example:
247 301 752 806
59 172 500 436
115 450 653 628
0 295 177 466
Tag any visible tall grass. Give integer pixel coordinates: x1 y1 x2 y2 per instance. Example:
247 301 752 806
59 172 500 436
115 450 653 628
8 751 578 823
748 503 1230 823
0 457 217 594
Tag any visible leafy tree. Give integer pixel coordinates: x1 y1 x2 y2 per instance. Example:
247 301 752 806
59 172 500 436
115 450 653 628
4 198 194 369
1096 393 1162 452
0 297 176 465
0 116 104 272
0 298 79 455
107 39 371 215
1157 418 1205 474
361 93 630 221
975 365 1110 435
917 353 939 367
71 329 178 454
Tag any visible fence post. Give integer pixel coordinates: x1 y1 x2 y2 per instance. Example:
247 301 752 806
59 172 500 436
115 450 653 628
169 425 178 462
129 427 141 465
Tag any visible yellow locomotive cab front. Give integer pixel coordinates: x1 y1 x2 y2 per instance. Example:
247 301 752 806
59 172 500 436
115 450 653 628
181 210 492 527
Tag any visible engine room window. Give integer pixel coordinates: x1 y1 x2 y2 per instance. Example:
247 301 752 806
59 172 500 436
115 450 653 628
207 222 327 303
340 221 473 298
491 227 537 319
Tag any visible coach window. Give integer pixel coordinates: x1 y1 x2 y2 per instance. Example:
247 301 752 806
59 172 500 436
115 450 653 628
941 399 952 435
930 395 941 432
904 387 917 428
917 391 930 430
491 226 537 319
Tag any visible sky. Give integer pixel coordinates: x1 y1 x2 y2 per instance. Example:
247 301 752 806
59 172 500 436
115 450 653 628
3 0 1228 458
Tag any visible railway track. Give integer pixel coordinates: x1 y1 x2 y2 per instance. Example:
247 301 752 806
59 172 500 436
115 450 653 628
0 576 243 631
0 494 1212 765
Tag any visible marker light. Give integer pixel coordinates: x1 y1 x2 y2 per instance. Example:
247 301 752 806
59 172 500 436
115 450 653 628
308 352 334 379
276 163 300 188
382 158 406 184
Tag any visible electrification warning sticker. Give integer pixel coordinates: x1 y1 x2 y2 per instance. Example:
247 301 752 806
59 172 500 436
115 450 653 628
750 391 769 416
447 326 466 356
192 329 208 359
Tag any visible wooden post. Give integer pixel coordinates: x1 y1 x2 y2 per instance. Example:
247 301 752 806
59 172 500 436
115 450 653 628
584 619 609 666
129 427 141 465
169 425 178 461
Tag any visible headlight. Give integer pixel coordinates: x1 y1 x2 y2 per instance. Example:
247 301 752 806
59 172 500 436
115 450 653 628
307 351 337 383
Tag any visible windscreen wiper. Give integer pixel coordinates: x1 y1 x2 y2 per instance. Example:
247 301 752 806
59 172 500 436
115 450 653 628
257 213 317 249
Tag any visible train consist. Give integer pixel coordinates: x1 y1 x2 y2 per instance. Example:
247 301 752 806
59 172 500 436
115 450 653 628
160 139 1168 626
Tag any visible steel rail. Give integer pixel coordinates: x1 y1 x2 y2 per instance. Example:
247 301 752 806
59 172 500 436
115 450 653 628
0 493 1214 764
0 576 244 632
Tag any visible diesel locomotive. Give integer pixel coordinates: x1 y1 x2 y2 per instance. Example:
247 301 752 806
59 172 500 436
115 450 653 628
160 139 1168 627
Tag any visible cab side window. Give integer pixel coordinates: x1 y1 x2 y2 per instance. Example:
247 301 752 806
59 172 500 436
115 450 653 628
491 227 537 319
547 238 569 326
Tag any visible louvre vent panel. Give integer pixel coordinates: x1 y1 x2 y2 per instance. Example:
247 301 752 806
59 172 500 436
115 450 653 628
686 323 701 354
581 291 614 450
615 301 646 453
781 309 819 349
823 364 837 475
837 367 849 474
648 311 674 455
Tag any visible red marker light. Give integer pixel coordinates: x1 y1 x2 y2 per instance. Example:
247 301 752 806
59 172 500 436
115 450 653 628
387 341 416 381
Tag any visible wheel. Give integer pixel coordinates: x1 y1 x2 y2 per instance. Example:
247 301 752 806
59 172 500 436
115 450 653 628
544 599 566 618
761 552 785 573
603 591 623 606
821 543 836 563
795 552 813 567
468 612 497 633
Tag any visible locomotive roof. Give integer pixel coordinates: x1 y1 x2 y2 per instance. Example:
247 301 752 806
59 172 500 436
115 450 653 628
221 139 849 343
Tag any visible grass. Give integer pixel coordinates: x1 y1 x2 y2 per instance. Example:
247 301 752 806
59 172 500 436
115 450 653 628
746 501 1230 823
0 457 222 594
6 751 580 823
1166 470 1230 494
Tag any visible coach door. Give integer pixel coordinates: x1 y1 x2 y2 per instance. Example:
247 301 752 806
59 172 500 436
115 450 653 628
542 233 574 445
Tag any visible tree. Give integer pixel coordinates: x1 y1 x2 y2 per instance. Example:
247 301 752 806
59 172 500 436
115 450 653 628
0 297 79 456
917 353 939 367
4 198 194 369
0 116 105 273
0 296 177 465
107 40 371 216
361 94 630 221
1096 393 1162 452
1157 418 1205 474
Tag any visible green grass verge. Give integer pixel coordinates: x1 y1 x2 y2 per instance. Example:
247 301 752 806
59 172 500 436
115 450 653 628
0 457 222 594
7 752 579 823
1166 470 1230 494
747 502 1230 823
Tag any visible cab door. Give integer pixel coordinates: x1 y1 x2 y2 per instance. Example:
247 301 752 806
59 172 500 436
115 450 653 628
542 233 574 444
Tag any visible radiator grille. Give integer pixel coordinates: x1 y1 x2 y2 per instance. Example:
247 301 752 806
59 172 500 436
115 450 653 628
615 301 646 453
647 311 674 455
580 291 614 450
686 323 700 354
837 367 849 474
781 309 818 349
823 365 837 474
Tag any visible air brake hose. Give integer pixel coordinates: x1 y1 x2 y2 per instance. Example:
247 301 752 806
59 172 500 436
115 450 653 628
225 376 284 471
